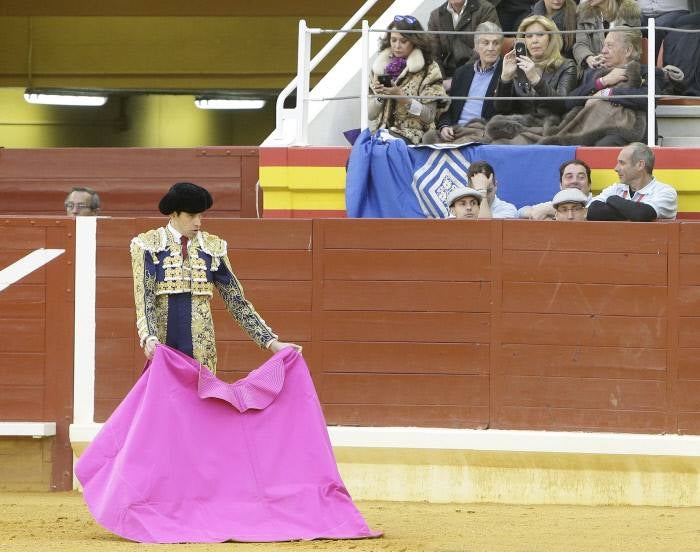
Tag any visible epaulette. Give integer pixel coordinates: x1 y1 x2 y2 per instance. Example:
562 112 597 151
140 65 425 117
130 228 168 264
197 231 227 270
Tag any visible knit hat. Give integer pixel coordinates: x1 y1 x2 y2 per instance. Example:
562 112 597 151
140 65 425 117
158 182 213 215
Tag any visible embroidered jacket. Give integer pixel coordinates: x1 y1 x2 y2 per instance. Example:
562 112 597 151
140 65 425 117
130 226 277 373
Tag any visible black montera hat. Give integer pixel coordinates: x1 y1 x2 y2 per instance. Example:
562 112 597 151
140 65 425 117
158 182 213 215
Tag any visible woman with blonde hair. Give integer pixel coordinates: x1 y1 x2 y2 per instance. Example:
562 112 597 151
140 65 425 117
368 15 447 145
572 0 641 71
493 15 577 119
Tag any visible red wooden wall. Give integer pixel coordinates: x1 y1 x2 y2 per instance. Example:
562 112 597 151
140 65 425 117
90 218 700 435
0 217 75 490
0 147 261 218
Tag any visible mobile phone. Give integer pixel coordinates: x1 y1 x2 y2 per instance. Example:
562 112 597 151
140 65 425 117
377 74 392 87
515 42 527 58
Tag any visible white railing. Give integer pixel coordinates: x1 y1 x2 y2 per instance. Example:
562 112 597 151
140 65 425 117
286 16 698 147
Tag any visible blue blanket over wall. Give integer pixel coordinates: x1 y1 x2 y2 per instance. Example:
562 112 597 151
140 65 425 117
346 129 577 218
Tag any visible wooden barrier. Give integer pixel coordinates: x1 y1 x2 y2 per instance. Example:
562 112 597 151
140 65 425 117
89 218 700 435
0 147 261 218
0 217 75 491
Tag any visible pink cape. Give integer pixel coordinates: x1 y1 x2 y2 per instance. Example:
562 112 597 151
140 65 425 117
75 345 380 543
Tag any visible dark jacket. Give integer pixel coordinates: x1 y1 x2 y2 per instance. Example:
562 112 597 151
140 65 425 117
428 0 500 79
494 58 577 117
438 57 503 127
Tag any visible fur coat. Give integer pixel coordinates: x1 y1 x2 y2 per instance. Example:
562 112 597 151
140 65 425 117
369 48 447 145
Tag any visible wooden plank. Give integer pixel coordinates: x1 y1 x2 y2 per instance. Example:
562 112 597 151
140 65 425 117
499 344 666 379
502 251 667 285
500 376 666 410
323 250 491 281
95 370 137 400
680 222 700 253
95 338 138 372
502 282 667 316
677 413 700 435
321 219 492 250
501 313 666 348
678 348 700 380
0 320 45 352
96 308 134 339
318 374 489 406
322 404 489 428
497 406 667 433
97 218 160 247
679 317 700 348
212 310 311 342
206 220 312 250
215 342 312 373
0 284 45 318
504 221 667 253
0 386 45 419
321 342 489 375
676 286 700 316
0 353 45 386
0 227 47 249
322 281 491 312
679 255 700 285
321 311 490 343
676 380 700 411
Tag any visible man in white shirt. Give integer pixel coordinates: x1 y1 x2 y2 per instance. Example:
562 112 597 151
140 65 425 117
518 160 593 220
587 143 677 221
467 161 517 219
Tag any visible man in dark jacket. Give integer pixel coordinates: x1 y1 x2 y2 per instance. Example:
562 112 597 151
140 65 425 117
428 0 500 87
423 22 503 144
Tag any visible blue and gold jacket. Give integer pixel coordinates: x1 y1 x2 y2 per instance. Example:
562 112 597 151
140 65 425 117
129 226 277 373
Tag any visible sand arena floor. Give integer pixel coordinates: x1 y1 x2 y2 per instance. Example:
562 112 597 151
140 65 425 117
2 492 700 551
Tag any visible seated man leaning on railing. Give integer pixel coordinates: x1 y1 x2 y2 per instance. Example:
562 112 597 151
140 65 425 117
369 15 448 145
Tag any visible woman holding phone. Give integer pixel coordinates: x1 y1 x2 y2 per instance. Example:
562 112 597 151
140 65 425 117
493 15 576 119
368 15 447 145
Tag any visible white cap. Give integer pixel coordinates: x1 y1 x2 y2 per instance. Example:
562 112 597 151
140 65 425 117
446 186 483 208
552 188 588 208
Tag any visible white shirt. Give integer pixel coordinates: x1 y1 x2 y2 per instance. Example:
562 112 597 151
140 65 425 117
491 196 518 219
593 178 677 220
446 1 467 27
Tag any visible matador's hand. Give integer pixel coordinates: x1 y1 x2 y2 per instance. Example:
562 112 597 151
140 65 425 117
268 339 303 354
144 337 160 360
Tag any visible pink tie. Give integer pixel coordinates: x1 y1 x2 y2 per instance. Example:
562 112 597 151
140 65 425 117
180 236 188 261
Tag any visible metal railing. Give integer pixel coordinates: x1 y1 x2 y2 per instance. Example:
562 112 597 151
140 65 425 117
288 17 699 147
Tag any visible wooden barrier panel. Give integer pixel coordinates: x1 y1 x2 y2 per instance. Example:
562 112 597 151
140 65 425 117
85 218 700 434
0 147 261 218
0 217 75 491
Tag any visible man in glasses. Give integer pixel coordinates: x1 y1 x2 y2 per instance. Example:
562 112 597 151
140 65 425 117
65 187 101 216
552 189 589 221
428 0 500 90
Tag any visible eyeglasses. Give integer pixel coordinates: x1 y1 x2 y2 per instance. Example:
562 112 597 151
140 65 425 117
65 202 91 210
394 15 417 24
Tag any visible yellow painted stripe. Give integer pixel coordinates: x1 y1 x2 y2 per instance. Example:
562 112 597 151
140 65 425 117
259 166 346 191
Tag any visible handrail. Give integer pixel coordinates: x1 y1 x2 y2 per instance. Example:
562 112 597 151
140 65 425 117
647 18 656 147
274 0 381 139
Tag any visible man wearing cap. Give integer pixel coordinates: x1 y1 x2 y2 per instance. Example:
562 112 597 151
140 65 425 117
130 182 299 373
518 160 593 220
552 189 589 221
446 186 483 219
587 143 677 221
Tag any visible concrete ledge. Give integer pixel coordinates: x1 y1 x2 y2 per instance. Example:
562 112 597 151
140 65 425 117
69 424 700 505
0 422 56 438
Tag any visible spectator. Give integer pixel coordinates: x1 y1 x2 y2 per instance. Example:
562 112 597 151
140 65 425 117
531 0 578 58
497 0 536 33
446 186 483 218
519 159 592 219
369 15 447 145
587 142 677 221
467 161 518 218
660 13 700 97
423 22 504 144
573 0 641 72
493 16 577 120
65 187 100 216
563 28 677 146
638 0 689 59
428 0 500 87
552 188 589 220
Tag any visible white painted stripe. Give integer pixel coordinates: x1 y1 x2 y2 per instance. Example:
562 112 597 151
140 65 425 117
73 217 97 425
0 249 64 292
69 422 700 458
0 422 56 437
